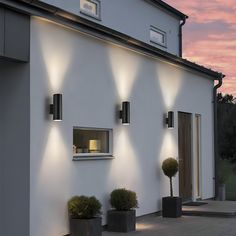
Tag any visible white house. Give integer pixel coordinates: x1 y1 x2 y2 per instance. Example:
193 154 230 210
0 0 224 236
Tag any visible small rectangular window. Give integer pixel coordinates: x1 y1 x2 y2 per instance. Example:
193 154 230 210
80 0 101 20
150 26 166 47
73 127 112 159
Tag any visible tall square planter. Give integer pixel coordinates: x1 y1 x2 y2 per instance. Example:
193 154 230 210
70 217 102 236
107 210 136 232
162 197 182 218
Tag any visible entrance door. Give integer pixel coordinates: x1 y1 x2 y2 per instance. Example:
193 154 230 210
178 112 192 202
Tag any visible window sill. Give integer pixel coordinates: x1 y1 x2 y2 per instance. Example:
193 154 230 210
150 40 167 48
80 10 102 21
73 155 114 161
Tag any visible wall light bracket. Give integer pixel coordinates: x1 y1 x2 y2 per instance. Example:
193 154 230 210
166 111 174 128
119 101 130 125
50 93 62 121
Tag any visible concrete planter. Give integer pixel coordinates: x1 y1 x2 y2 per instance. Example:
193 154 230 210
162 197 182 218
218 183 226 201
107 210 136 232
70 217 102 236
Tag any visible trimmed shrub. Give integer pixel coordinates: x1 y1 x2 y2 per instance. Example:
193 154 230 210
162 158 179 197
68 195 102 219
162 158 178 178
110 188 138 211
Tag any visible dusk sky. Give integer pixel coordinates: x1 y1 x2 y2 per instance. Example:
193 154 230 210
165 0 236 96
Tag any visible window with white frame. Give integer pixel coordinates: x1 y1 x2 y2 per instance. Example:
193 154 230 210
73 127 112 159
80 0 101 20
150 26 167 47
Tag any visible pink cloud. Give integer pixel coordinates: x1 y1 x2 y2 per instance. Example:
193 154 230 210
165 0 236 95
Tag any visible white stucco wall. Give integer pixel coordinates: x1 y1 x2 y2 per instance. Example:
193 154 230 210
30 17 214 236
40 0 180 55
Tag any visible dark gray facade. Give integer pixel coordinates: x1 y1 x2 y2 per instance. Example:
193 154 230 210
0 8 30 235
0 7 30 62
0 59 30 236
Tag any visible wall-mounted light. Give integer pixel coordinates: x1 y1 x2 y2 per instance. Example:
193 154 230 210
166 111 174 128
50 94 62 121
120 101 130 125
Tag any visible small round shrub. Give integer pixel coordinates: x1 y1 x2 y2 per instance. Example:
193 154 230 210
68 195 102 219
162 158 178 178
110 188 138 211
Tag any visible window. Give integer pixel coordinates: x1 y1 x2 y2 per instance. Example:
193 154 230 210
80 0 101 20
73 127 112 159
150 26 167 47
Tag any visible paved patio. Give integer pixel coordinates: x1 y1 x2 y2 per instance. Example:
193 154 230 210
103 214 236 236
182 200 236 217
104 201 236 236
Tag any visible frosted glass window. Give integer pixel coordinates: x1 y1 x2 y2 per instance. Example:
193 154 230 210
150 27 166 47
80 0 101 19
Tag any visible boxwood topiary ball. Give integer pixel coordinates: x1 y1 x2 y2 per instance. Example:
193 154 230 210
110 188 138 211
162 158 178 178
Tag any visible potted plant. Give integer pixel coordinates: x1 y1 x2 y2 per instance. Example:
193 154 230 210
107 188 138 232
68 195 102 236
162 158 182 218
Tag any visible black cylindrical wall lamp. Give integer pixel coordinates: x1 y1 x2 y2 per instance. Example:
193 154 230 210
166 111 174 128
50 94 62 121
120 101 130 125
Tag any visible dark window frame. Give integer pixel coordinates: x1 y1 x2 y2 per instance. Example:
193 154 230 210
73 127 113 160
80 0 101 21
150 26 167 48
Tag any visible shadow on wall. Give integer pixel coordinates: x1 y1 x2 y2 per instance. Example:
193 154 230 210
37 17 74 93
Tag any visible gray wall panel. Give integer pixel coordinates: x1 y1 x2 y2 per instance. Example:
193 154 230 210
0 8 4 55
0 59 30 236
4 9 30 61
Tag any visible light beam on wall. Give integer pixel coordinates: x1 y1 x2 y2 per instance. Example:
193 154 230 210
39 125 69 186
37 124 70 236
108 45 140 100
108 129 142 189
35 17 73 92
157 62 183 109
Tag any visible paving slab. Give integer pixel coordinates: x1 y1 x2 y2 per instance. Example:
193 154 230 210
182 200 236 217
103 213 236 236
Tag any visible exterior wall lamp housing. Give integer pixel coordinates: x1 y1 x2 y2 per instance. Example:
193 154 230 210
166 111 174 128
120 101 130 125
50 94 62 121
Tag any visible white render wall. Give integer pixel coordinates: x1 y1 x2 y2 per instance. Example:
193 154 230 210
30 17 214 236
40 0 180 55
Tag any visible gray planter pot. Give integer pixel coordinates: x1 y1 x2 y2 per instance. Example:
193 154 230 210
218 183 226 201
107 210 136 232
70 217 102 236
162 197 182 218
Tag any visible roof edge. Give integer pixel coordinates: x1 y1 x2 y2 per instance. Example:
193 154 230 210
146 0 188 20
0 0 224 80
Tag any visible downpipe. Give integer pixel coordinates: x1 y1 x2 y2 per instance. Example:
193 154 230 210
179 16 187 57
213 75 224 199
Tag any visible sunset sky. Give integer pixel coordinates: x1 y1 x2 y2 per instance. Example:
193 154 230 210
165 0 236 96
